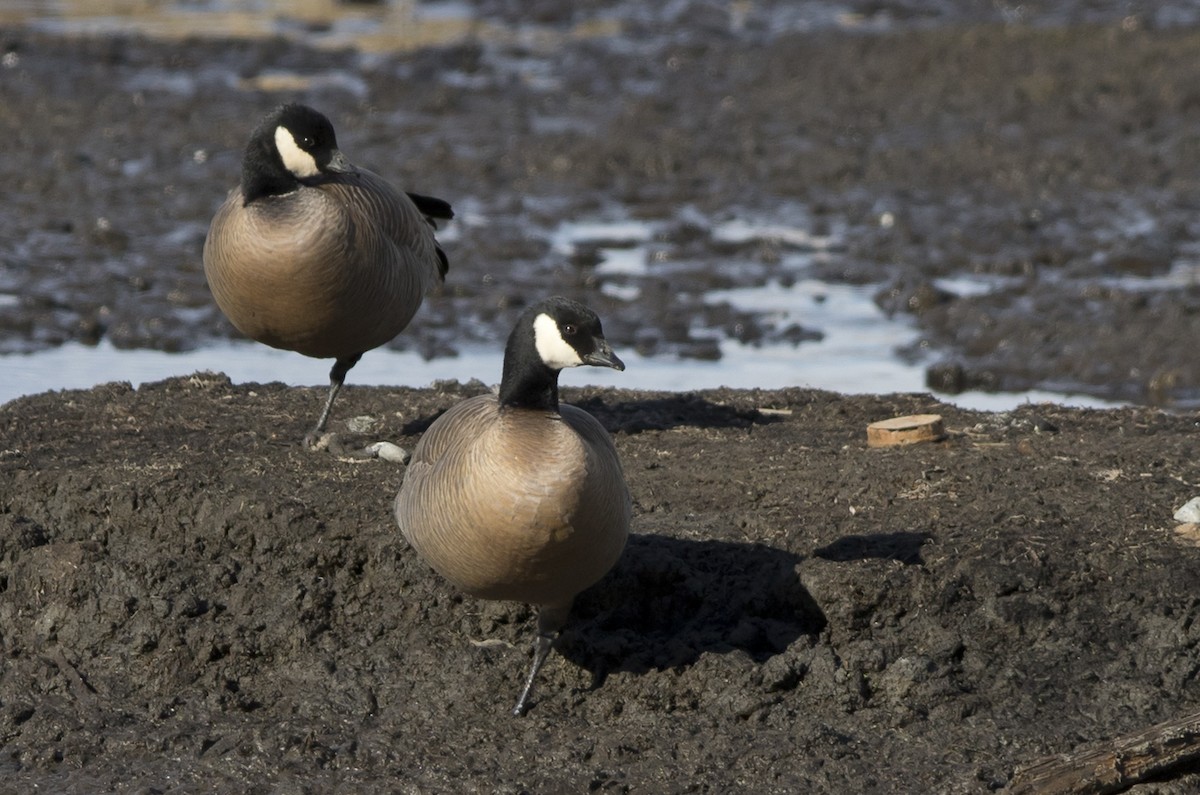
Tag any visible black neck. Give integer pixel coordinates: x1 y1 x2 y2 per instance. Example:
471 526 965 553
240 134 299 204
498 334 561 412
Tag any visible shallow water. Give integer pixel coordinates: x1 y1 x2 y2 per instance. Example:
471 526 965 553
0 200 1120 410
2 2 1195 412
0 158 1134 413
0 294 1121 412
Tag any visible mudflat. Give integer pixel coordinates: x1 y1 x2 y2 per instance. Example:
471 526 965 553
2 375 1199 792
5 5 1200 791
3 20 1200 403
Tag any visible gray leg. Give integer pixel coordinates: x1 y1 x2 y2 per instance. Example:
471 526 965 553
512 602 572 717
305 353 362 446
512 631 556 717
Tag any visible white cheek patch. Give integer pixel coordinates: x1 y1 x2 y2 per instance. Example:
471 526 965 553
274 126 320 178
533 313 584 369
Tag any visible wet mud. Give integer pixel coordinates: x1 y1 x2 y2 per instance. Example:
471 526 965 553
5 3 1200 792
3 9 1200 403
3 376 1200 792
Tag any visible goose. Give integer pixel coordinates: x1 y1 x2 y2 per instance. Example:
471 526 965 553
394 296 631 715
203 102 451 450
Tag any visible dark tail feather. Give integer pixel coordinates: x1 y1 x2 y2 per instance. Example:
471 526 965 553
408 192 452 279
434 244 449 280
407 192 454 225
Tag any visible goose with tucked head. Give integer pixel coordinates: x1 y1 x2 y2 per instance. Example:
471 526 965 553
394 296 631 715
203 103 451 452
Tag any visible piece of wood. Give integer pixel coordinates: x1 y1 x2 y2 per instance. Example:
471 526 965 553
1007 708 1200 794
1174 523 1200 547
866 414 945 447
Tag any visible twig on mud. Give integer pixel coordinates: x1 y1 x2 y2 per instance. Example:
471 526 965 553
50 647 100 713
1007 708 1200 794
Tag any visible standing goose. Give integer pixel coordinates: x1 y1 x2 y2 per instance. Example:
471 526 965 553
395 296 630 715
203 102 451 449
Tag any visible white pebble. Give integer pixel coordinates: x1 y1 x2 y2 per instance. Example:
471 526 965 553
367 441 409 464
1174 497 1200 523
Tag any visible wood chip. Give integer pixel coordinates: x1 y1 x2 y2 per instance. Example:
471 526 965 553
1174 523 1200 547
867 414 945 448
1009 706 1200 794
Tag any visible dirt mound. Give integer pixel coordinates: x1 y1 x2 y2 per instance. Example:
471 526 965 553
3 375 1200 792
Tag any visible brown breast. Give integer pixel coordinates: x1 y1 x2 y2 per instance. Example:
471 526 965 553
203 168 442 359
394 394 630 609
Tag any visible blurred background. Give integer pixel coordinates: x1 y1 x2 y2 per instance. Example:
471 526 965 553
3 0 1200 408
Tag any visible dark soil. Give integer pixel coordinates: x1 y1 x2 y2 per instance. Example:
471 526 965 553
6 3 1200 792
3 375 1200 792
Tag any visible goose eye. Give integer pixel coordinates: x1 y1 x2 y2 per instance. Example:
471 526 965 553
561 323 578 336
301 136 316 149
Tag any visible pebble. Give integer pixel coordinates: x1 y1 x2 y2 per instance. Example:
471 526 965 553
347 415 380 433
367 441 410 464
1174 497 1200 523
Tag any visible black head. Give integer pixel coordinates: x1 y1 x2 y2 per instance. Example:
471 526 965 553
499 296 624 410
240 103 351 203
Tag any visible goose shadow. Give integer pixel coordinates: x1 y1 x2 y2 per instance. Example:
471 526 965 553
571 393 782 433
400 392 782 437
558 534 826 681
813 531 932 566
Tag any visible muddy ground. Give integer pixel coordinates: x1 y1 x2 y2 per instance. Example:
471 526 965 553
3 376 1200 793
5 3 1200 792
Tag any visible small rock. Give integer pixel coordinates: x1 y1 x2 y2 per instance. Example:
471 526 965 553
760 652 806 692
926 362 967 394
1174 497 1200 524
347 415 379 434
874 277 953 316
367 441 409 464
